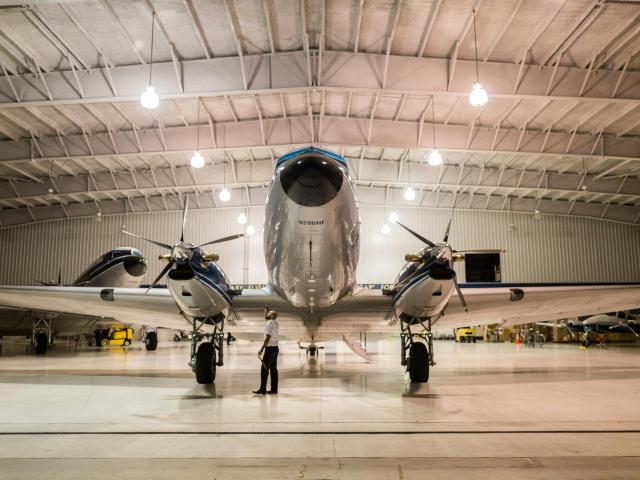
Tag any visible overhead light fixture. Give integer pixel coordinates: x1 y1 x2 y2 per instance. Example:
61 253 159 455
427 149 442 166
534 209 541 221
140 12 159 110
95 211 102 223
469 9 488 107
389 211 399 223
190 98 204 168
469 82 488 107
246 225 256 236
218 187 231 202
47 187 54 194
381 224 390 235
427 95 443 166
404 186 416 201
190 151 204 168
237 212 247 225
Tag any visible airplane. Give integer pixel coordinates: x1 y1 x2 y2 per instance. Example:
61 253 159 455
0 146 639 383
0 247 147 354
541 313 639 345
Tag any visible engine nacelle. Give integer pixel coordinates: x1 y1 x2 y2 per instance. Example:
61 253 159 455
393 267 456 321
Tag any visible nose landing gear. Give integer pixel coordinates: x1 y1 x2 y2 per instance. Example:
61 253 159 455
189 318 225 384
400 317 435 383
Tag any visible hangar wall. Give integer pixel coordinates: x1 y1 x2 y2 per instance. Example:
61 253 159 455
0 206 638 286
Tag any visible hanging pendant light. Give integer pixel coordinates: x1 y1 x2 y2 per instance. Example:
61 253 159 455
381 224 390 235
404 186 416 201
219 187 231 202
469 9 488 107
389 211 399 223
218 162 231 201
190 98 205 168
237 212 247 225
426 95 443 166
140 12 159 109
246 225 256 236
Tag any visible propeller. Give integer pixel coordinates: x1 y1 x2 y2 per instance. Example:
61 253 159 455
120 197 244 293
395 221 436 248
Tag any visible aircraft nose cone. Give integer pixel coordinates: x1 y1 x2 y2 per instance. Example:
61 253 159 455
279 154 344 207
124 256 147 277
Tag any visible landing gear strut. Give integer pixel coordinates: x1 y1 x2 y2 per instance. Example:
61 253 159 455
32 317 53 355
189 318 225 384
400 317 435 383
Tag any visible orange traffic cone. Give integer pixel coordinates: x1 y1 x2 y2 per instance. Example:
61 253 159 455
515 333 521 345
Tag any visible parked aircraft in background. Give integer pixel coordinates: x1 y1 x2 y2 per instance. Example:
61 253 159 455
0 147 639 383
0 248 146 354
541 313 640 345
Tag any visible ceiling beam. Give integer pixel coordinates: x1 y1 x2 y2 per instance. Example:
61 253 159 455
1 51 640 110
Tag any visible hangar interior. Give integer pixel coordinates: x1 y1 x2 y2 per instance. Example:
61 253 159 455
0 0 640 478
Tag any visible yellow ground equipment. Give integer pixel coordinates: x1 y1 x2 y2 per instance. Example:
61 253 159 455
455 327 476 343
94 326 134 347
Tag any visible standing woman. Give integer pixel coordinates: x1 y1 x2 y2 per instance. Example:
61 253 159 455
253 307 279 395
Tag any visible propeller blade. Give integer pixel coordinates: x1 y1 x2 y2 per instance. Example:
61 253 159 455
443 193 459 243
197 233 245 248
453 276 469 313
395 222 436 248
454 249 505 254
57 268 61 285
145 259 175 294
180 197 189 242
121 229 172 250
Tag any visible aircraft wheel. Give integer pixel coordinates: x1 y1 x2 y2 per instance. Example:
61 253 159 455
145 331 158 351
173 334 182 343
195 342 216 384
408 342 429 383
100 338 110 347
34 333 48 355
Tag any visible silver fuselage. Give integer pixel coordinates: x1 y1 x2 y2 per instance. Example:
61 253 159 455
264 153 359 310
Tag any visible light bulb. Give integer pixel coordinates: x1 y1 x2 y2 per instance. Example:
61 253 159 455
427 149 443 166
469 82 488 107
389 211 399 223
404 186 416 201
218 187 231 202
47 187 54 194
140 85 159 109
381 224 390 235
237 212 247 225
190 151 204 168
246 225 256 236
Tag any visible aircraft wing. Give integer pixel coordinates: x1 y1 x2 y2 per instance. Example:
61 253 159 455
0 286 189 330
315 284 640 336
438 284 640 329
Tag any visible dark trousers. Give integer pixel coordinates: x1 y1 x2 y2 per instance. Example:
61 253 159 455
259 346 279 392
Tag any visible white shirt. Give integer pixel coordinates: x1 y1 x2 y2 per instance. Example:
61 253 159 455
264 319 279 347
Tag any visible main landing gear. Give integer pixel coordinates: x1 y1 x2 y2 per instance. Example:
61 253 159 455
141 327 158 351
400 317 435 383
189 318 225 384
32 316 53 355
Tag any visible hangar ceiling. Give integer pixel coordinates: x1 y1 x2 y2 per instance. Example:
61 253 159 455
0 0 639 227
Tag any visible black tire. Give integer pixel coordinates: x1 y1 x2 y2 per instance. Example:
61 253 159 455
123 339 131 346
34 333 48 355
173 334 182 343
195 342 216 384
472 337 477 343
408 342 429 383
100 338 110 347
145 331 158 351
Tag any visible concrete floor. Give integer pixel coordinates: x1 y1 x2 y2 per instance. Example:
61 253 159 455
1 338 640 479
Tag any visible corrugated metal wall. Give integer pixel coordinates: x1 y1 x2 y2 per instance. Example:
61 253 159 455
0 206 638 285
